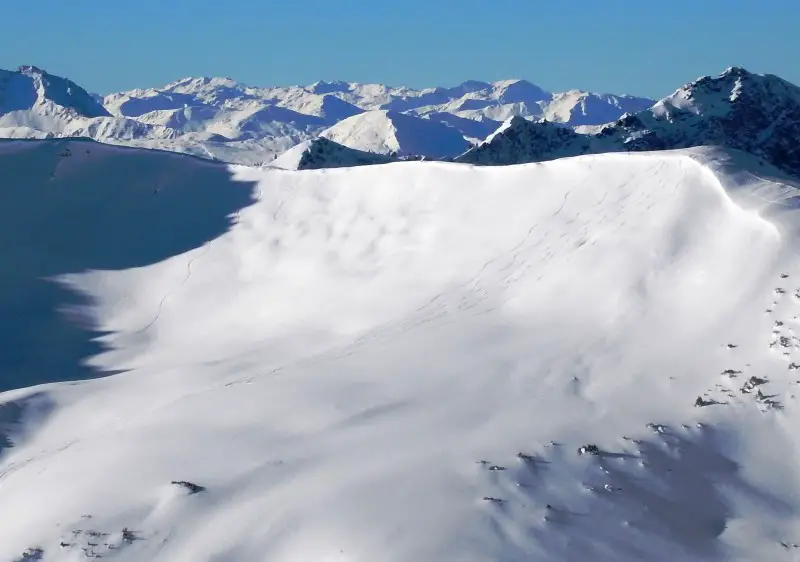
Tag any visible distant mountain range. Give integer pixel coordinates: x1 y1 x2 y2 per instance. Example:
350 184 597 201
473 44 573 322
0 66 653 165
3 65 798 180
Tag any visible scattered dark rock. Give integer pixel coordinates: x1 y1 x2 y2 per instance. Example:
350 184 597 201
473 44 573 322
726 343 738 349
646 423 668 433
721 369 742 377
753 389 783 410
488 465 506 471
781 274 790 279
483 496 505 503
695 396 719 407
578 444 600 456
121 528 137 544
16 548 44 561
776 288 786 295
789 363 800 370
516 452 535 461
171 480 206 494
741 376 769 393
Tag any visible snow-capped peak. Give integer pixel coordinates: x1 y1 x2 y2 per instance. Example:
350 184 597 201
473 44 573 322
0 65 109 118
491 78 551 104
320 109 471 158
308 80 352 95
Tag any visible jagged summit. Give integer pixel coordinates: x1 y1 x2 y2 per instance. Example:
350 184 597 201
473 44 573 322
308 80 352 94
460 115 588 166
460 67 800 179
16 65 45 76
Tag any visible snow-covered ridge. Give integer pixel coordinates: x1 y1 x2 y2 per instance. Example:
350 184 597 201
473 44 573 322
2 142 800 560
460 67 800 179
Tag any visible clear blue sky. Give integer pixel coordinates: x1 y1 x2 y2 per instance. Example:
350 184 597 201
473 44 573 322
2 0 797 98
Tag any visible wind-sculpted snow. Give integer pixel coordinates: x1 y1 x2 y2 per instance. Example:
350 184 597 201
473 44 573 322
2 148 800 561
0 139 256 393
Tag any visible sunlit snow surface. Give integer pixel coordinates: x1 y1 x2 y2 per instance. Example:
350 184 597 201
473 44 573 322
2 143 800 561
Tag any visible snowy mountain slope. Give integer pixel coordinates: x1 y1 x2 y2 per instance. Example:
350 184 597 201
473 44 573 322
320 110 471 158
460 68 800 180
269 137 395 170
2 146 800 561
274 92 364 123
421 111 501 144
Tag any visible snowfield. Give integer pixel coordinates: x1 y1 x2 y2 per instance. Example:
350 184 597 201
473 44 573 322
2 141 800 561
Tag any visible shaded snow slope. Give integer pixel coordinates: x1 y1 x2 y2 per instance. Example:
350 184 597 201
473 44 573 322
269 137 395 170
0 139 255 393
320 110 470 158
2 149 800 561
460 68 800 180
